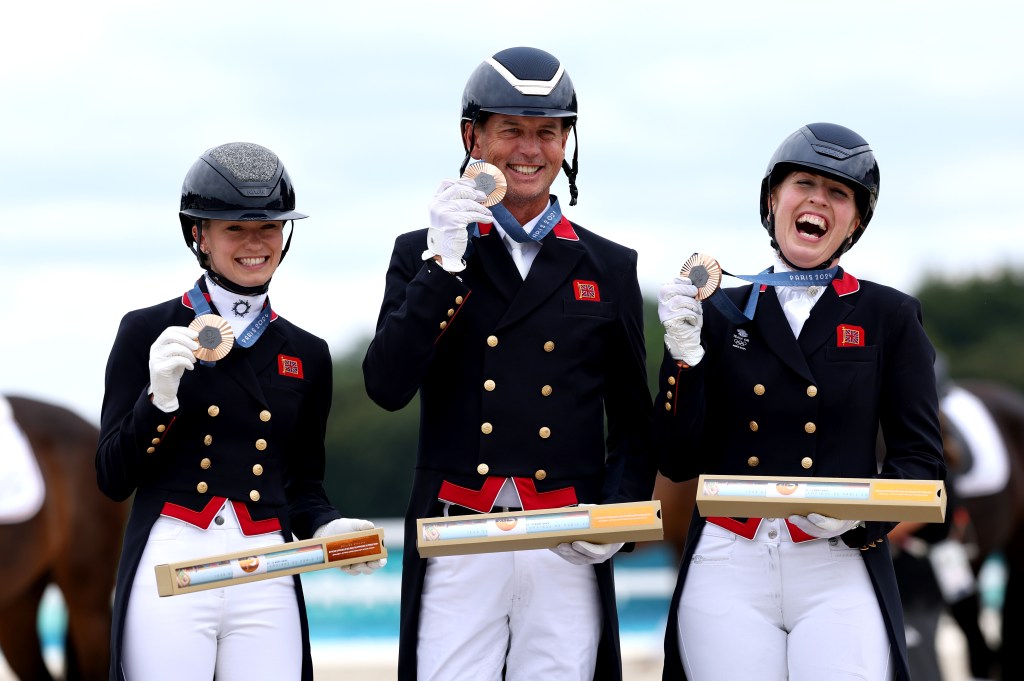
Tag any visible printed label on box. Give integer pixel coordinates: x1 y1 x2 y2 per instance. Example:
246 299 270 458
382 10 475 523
326 536 384 562
421 511 591 543
174 545 325 589
702 478 872 500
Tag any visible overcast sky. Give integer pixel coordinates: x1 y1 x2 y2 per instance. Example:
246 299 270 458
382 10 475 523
2 0 1022 424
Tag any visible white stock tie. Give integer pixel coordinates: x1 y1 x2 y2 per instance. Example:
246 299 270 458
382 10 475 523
506 237 528 280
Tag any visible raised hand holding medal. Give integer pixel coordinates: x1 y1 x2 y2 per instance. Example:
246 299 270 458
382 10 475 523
461 162 507 207
673 252 843 325
678 253 723 301
188 314 235 362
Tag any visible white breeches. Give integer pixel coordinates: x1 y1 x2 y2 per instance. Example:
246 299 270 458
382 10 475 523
418 549 602 681
678 518 894 681
123 502 302 681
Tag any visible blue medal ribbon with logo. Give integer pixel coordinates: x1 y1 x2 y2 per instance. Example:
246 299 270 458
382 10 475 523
465 197 564 259
706 266 839 325
187 283 273 365
489 198 563 244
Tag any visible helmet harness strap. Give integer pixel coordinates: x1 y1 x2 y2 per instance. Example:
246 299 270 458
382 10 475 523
459 115 479 177
561 123 579 206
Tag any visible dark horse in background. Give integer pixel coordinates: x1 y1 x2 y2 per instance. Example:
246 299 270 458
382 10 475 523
0 396 126 680
652 379 1024 680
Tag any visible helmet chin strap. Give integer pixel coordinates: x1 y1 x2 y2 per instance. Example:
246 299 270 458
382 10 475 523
459 116 480 176
767 212 851 271
205 268 272 296
560 124 579 206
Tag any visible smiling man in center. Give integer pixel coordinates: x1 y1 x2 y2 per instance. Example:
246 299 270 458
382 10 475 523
363 46 656 681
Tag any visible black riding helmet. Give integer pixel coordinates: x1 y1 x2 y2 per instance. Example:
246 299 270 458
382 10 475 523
179 142 307 294
760 123 880 270
460 46 580 205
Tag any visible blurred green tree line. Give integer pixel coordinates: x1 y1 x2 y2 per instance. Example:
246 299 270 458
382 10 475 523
324 269 1024 518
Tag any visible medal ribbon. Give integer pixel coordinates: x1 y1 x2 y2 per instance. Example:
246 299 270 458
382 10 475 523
489 197 563 244
187 283 273 364
706 266 840 324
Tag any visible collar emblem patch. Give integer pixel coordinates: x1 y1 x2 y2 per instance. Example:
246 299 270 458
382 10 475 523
573 280 600 301
732 328 750 350
278 354 304 378
837 324 865 347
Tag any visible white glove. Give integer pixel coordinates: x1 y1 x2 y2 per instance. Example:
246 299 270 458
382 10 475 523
313 518 387 575
550 540 624 565
422 178 494 273
787 513 863 539
658 276 704 366
148 326 199 413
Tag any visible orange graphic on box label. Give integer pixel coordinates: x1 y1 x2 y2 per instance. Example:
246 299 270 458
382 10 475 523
870 481 941 502
589 504 657 528
326 536 383 562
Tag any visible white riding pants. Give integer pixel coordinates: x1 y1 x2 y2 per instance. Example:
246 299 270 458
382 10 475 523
123 502 302 681
678 518 894 681
418 548 602 681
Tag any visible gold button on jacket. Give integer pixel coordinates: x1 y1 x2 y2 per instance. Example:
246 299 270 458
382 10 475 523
207 405 220 417
747 456 760 467
486 335 498 347
534 470 547 480
200 458 211 470
801 457 813 469
249 490 261 502
255 438 268 451
481 422 493 435
197 481 208 493
259 410 272 422
477 463 490 475
753 384 766 396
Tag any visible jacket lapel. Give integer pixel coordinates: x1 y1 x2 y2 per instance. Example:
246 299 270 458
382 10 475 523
470 231 521 303
754 287 816 384
798 283 855 357
220 322 286 407
497 234 585 331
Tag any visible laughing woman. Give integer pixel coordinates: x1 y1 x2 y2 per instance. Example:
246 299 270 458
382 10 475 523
654 123 945 681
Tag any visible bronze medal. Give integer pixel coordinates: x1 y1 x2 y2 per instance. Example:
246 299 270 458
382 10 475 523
188 314 235 362
679 253 723 301
461 162 507 207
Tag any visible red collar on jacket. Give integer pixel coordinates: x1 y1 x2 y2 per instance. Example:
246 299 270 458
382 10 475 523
757 269 859 296
831 270 860 297
476 216 579 241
